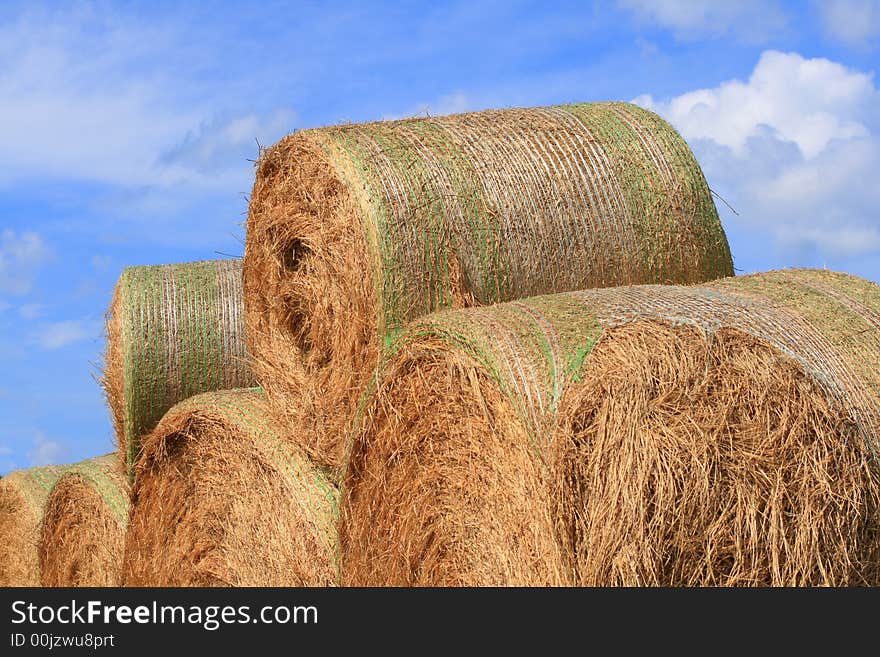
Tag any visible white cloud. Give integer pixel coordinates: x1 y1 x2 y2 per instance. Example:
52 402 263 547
634 50 880 262
27 431 67 467
0 229 52 296
90 255 113 270
618 0 788 41
817 0 880 48
634 51 875 159
34 318 100 350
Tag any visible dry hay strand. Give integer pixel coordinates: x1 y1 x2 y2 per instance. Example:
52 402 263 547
340 269 880 586
245 101 733 469
103 259 255 478
0 464 69 586
38 454 129 587
123 389 337 587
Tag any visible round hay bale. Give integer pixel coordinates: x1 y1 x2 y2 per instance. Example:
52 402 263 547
123 389 337 587
103 259 255 477
245 101 734 469
38 455 129 587
0 464 69 586
340 269 880 586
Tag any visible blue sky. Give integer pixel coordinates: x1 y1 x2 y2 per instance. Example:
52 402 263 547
0 0 878 474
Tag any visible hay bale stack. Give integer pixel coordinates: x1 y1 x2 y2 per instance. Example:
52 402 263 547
38 455 129 587
0 464 69 586
103 259 255 476
123 389 337 587
245 101 733 468
340 269 880 586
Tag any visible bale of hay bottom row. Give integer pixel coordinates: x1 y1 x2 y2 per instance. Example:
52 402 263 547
39 454 129 587
244 100 734 471
103 259 255 478
339 269 880 586
0 464 69 586
123 388 337 587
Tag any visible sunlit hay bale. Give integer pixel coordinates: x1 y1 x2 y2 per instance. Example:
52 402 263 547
340 270 880 586
0 464 69 585
103 259 254 477
244 101 733 469
123 389 337 587
39 454 128 587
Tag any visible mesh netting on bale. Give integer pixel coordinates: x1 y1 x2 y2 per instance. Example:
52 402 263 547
0 464 69 586
123 389 337 587
103 259 255 477
245 101 733 469
38 454 129 587
340 269 880 586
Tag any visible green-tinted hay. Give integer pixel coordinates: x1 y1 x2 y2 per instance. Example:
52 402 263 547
320 102 732 331
247 100 733 469
104 259 255 478
38 454 129 587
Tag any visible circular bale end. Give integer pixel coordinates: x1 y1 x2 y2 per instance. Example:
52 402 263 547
102 279 126 471
0 465 69 586
244 132 380 471
555 321 880 586
123 389 337 587
39 456 129 587
340 341 571 586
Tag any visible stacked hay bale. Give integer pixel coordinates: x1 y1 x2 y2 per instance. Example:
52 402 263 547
38 455 129 587
244 101 734 470
339 269 880 586
103 259 255 477
0 464 69 585
123 389 337 587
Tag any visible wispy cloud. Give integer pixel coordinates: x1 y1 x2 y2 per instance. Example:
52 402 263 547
635 50 880 262
816 0 880 49
33 318 100 350
0 229 52 296
27 431 68 467
618 0 788 42
0 6 294 193
18 303 45 320
160 108 296 174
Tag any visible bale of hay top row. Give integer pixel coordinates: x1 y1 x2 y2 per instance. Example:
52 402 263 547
244 101 735 471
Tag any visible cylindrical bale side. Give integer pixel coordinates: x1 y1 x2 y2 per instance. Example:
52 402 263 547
103 259 255 476
245 101 734 468
340 269 880 586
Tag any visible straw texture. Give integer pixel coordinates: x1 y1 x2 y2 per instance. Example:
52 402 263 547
245 101 733 468
0 464 69 586
103 259 255 476
123 389 337 587
39 454 129 587
340 269 880 586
